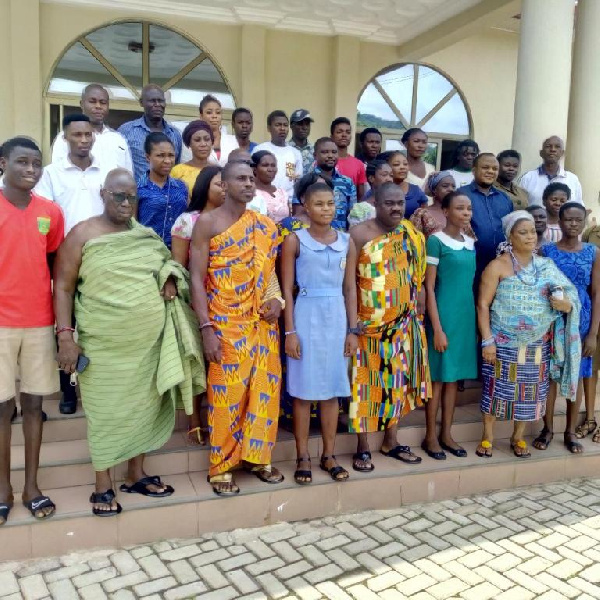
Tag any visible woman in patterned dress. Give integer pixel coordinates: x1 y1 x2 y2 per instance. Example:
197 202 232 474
536 202 600 453
477 211 579 459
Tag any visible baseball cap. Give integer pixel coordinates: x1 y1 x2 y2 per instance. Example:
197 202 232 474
290 109 314 124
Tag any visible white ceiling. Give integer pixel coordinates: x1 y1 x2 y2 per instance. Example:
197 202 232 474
42 0 485 45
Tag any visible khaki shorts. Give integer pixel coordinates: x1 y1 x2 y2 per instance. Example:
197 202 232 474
0 327 59 402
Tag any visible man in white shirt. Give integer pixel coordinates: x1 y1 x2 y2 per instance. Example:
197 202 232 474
519 136 583 206
254 110 303 198
52 84 132 173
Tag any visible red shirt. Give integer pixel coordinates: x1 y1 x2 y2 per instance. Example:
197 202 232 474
336 155 367 187
0 192 65 327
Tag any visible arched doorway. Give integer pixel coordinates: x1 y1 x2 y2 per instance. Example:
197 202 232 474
357 63 473 169
43 21 235 157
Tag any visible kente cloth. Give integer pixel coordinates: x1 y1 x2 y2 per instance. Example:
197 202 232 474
75 221 206 471
482 256 581 414
349 220 431 433
206 210 281 477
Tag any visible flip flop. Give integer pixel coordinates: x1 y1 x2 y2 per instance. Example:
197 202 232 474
23 495 55 520
381 445 422 464
439 441 467 457
352 451 375 472
119 476 174 497
90 489 122 517
421 441 446 461
475 440 493 457
564 433 584 454
0 503 12 526
511 440 531 459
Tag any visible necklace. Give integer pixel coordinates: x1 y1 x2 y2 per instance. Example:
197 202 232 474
509 248 538 286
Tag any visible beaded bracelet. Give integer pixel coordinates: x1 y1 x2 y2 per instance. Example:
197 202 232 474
199 321 214 330
56 326 75 335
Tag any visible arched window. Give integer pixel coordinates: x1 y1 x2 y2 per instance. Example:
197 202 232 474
357 63 472 169
44 21 234 155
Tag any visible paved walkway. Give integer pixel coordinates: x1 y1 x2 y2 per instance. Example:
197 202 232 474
2 478 600 600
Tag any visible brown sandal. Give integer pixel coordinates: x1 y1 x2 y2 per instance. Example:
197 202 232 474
207 473 240 496
575 419 597 439
245 464 284 484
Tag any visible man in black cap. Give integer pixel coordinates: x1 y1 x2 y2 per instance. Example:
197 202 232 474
288 109 314 174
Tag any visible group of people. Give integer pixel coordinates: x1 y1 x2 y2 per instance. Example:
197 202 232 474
0 80 598 523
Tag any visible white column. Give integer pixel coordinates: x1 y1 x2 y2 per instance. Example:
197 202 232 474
512 0 575 171
566 0 600 210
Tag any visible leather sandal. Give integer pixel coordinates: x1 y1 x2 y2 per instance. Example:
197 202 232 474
294 457 312 485
320 455 349 481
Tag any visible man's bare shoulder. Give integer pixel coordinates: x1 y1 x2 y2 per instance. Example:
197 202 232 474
192 207 235 240
65 216 107 247
350 219 379 253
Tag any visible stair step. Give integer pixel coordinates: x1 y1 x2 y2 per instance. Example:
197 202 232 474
3 435 600 561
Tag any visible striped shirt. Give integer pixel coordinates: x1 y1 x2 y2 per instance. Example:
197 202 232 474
118 117 182 182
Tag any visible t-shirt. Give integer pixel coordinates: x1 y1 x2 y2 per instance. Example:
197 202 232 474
0 192 65 327
336 155 367 188
254 142 303 198
447 168 474 189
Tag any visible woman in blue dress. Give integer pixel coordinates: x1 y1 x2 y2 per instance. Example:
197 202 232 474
281 182 359 484
537 202 600 454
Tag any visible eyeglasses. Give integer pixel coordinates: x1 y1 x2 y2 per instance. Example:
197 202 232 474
104 190 138 204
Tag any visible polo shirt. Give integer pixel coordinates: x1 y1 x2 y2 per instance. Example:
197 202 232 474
495 179 529 210
35 156 106 234
519 165 583 206
458 181 513 277
118 117 183 182
336 155 367 188
51 126 133 173
137 175 188 248
0 192 64 327
310 166 357 231
288 139 315 175
254 142 303 199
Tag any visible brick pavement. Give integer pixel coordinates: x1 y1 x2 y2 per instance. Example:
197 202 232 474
2 477 600 599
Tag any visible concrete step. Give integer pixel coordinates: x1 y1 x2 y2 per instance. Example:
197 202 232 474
3 434 600 561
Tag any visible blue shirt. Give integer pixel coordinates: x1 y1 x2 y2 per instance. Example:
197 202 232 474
294 166 356 231
137 175 188 248
364 183 427 219
459 181 513 277
118 117 183 183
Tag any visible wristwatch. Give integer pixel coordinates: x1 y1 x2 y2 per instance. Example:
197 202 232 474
348 326 361 335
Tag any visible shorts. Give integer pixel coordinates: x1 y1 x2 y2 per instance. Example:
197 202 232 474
0 327 59 402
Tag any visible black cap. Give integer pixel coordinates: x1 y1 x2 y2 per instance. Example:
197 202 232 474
290 109 314 124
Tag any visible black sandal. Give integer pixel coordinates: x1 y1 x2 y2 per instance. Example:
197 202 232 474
421 441 446 461
90 489 122 517
439 441 467 457
352 451 375 472
11 408 47 423
0 503 12 526
294 457 312 485
320 455 349 482
119 476 174 497
23 495 55 520
381 445 422 464
564 433 584 454
533 428 554 451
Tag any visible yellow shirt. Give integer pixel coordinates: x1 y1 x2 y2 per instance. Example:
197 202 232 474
171 164 202 201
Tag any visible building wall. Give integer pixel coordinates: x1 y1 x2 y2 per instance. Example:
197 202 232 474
0 1 520 161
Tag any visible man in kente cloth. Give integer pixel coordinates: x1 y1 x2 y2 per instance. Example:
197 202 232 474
190 160 285 496
349 182 431 472
54 169 205 516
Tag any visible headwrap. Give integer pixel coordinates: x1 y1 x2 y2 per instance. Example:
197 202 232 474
182 120 214 147
502 210 534 239
427 170 455 194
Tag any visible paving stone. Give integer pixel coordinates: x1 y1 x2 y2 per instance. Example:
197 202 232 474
398 573 436 595
546 558 584 580
425 577 468 599
102 570 148 593
138 555 170 579
133 575 177 596
197 564 228 589
164 581 209 600
256 573 289 599
286 576 322 600
315 581 353 600
167 559 199 584
226 569 259 594
79 583 108 600
247 557 286 576
46 579 79 600
0 571 19 596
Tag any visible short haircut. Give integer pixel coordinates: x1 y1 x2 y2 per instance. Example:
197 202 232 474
441 190 467 210
330 117 351 135
366 159 389 179
251 150 275 166
189 165 222 213
232 107 252 122
199 94 221 112
375 181 404 203
304 182 333 202
228 148 253 165
543 182 571 201
144 132 173 155
401 128 426 144
559 201 586 219
81 83 108 100
377 150 404 164
63 113 91 130
314 136 336 152
473 152 497 168
267 110 288 126
497 149 521 163
526 205 547 215
141 83 164 98
294 171 333 202
222 158 252 181
0 136 41 159
359 127 382 144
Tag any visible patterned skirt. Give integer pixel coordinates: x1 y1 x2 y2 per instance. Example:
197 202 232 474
481 338 549 422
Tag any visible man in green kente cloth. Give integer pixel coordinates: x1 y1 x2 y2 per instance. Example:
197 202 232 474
54 168 205 516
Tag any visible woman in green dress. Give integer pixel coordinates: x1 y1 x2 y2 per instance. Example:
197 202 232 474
422 191 477 459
